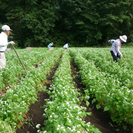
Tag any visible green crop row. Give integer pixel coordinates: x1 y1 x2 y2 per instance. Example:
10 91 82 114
80 49 133 89
0 48 56 91
70 49 133 132
39 51 101 133
0 49 62 132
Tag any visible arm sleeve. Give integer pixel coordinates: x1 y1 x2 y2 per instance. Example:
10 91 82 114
110 40 114 44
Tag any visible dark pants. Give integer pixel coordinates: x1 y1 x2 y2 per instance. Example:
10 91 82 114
110 51 121 62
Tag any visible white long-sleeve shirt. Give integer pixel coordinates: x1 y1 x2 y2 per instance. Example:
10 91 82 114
0 32 9 51
63 43 69 49
110 39 122 57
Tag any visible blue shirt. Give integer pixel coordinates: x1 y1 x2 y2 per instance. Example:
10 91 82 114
48 43 52 47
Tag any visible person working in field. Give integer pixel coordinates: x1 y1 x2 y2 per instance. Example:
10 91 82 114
48 42 53 49
110 35 127 62
0 25 15 69
63 43 70 50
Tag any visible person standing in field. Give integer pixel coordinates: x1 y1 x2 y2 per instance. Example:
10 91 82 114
63 43 70 50
110 35 127 62
0 25 15 69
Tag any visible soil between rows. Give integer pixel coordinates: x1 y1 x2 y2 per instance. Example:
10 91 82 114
16 91 49 133
70 59 132 133
16 56 132 133
16 55 61 133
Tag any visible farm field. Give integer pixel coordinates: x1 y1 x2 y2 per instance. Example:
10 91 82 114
0 47 133 133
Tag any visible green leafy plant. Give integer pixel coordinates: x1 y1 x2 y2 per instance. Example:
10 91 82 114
41 51 101 133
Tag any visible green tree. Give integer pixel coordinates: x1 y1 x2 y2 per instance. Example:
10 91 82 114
0 0 132 47
1 0 59 47
97 0 133 44
53 0 101 46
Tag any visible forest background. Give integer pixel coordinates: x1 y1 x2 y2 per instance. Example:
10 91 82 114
0 0 133 47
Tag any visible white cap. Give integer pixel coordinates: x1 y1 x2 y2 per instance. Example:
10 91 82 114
119 35 127 42
2 25 12 31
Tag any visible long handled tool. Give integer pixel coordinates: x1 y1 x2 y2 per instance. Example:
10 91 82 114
11 44 27 74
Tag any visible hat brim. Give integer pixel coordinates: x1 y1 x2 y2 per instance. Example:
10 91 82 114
119 36 126 42
2 29 13 32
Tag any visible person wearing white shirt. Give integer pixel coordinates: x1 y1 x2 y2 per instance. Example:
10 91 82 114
0 25 15 69
110 35 127 62
63 43 70 50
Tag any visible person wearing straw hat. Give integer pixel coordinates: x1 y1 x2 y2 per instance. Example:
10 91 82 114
0 25 15 69
110 35 127 62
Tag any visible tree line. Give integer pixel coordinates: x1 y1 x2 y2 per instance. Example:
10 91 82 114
0 0 133 47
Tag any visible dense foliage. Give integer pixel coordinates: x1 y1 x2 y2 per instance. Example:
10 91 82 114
0 0 133 47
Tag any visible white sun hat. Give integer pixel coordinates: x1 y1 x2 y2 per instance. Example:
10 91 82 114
119 35 127 42
2 25 12 31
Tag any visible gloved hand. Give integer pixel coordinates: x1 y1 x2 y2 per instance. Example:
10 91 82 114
108 40 111 43
8 41 15 45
